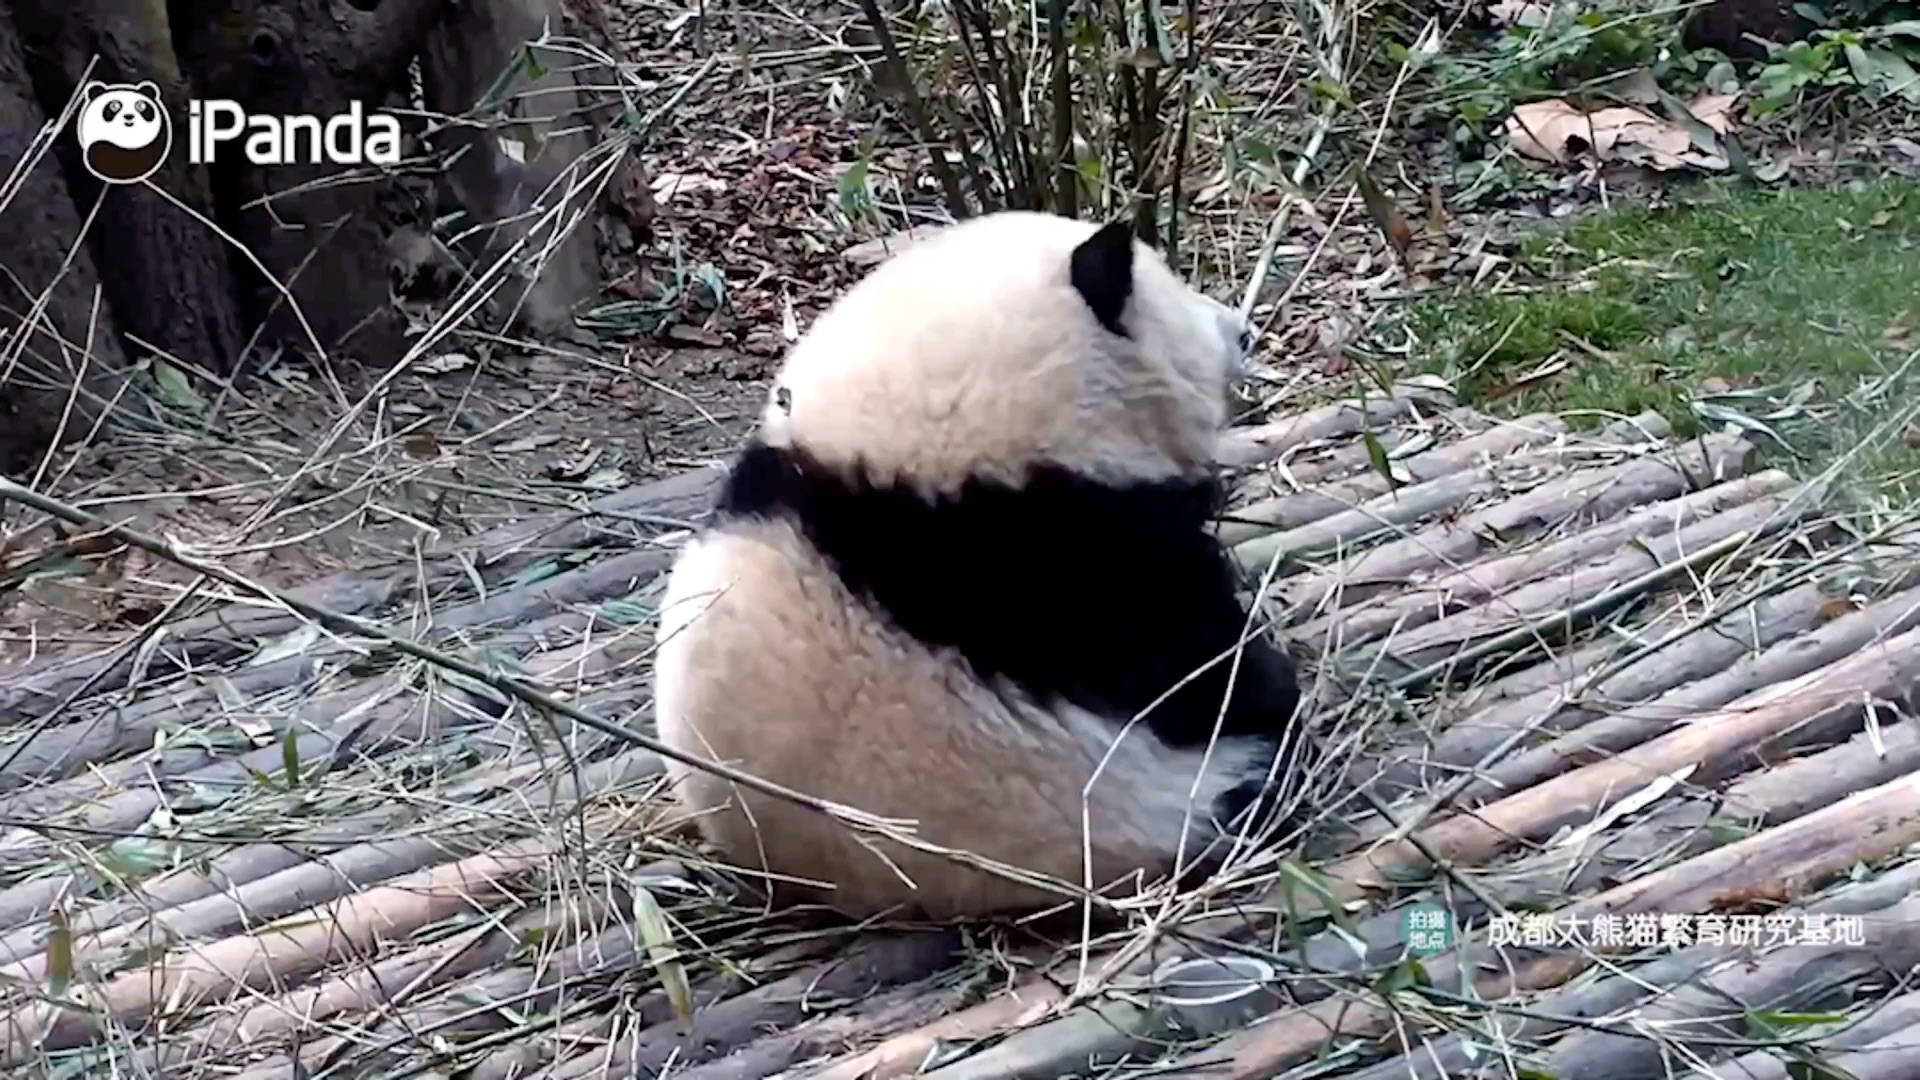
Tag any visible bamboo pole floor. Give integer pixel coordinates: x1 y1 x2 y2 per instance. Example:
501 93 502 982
2 384 1918 1080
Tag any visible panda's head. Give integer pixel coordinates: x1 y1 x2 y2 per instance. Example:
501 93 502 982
763 212 1254 492
77 82 167 152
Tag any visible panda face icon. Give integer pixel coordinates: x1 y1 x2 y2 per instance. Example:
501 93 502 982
75 81 172 185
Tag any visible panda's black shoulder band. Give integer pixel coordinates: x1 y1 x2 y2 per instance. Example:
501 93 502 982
714 439 1302 751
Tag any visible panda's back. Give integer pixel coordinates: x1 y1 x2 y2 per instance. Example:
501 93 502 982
654 515 1175 917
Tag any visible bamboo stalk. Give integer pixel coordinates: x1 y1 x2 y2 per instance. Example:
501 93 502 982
1430 593 1713 718
0 600 619 823
0 628 654 876
1224 408 1482 506
0 547 669 798
1288 459 1786 643
1214 386 1453 468
664 977 988 1080
0 653 331 794
215 903 763 1079
0 748 662 988
1355 573 1838 802
135 893 613 1074
1684 985 1920 1080
1236 426 1744 577
1324 619 1920 899
1214 411 1570 546
1158 766 1920 1079
531 932 962 1080
1309 720 1920 997
1343 861 1920 1080
446 945 810 1080
0 462 715 725
214 925 651 1080
1356 483 1816 687
1436 577 1920 804
0 839 559 1065
1300 434 1762 653
804 981 1069 1080
1805 1027 1920 1080
1532 893 1920 1080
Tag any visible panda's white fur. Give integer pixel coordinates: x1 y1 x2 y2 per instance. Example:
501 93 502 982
654 211 1302 921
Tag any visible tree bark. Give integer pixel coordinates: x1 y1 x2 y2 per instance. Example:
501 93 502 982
168 0 449 362
0 1 129 465
419 0 606 337
10 0 246 377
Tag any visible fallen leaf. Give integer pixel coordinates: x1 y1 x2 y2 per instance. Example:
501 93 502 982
550 446 602 481
1685 91 1738 133
419 353 474 375
45 905 70 1000
1614 68 1663 105
664 323 725 348
581 467 628 491
1845 44 1920 104
648 171 727 205
252 624 323 667
1353 164 1413 262
497 433 561 453
1361 429 1400 491
1552 764 1696 849
1817 596 1859 622
1503 92 1738 171
633 888 694 1022
149 360 205 413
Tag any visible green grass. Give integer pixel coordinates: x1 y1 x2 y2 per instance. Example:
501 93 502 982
1395 177 1920 491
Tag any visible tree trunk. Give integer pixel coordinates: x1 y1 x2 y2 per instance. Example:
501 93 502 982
0 0 605 459
418 0 607 338
10 0 246 378
0 0 129 466
168 0 448 362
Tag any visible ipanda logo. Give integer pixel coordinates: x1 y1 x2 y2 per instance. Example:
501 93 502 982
76 81 171 185
187 100 402 167
72 80 401 182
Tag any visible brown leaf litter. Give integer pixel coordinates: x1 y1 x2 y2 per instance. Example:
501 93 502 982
1504 91 1739 171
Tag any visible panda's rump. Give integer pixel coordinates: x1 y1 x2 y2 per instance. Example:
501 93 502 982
652 521 1259 918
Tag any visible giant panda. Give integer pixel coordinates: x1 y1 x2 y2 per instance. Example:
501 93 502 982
652 211 1305 921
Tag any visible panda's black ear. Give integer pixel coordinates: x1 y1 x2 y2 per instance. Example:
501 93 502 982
1070 219 1134 338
